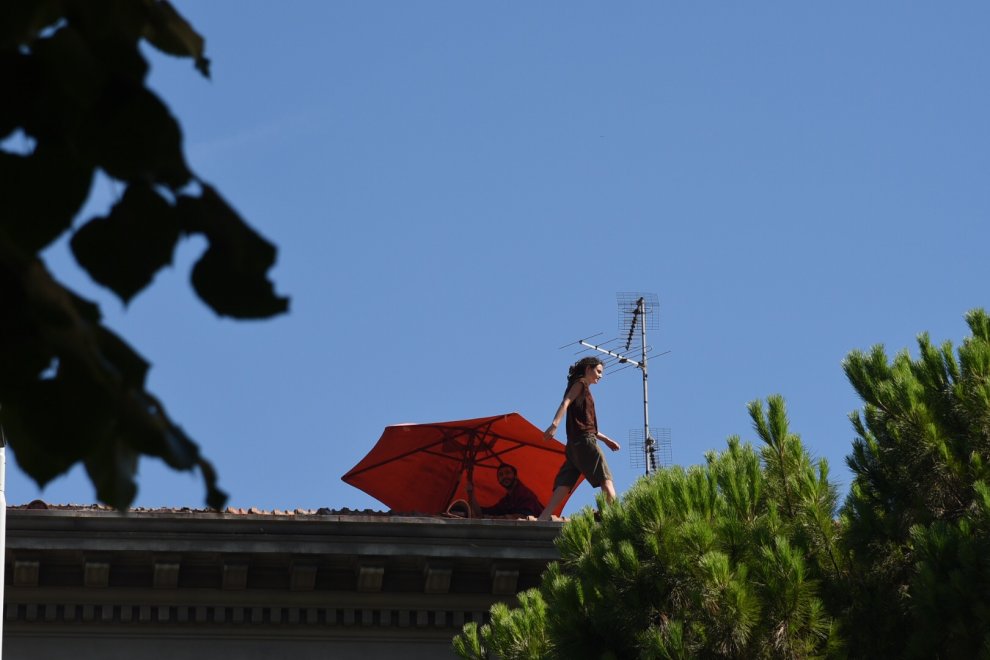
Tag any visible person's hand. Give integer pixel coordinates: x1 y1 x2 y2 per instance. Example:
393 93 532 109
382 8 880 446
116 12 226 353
543 423 558 441
602 436 620 452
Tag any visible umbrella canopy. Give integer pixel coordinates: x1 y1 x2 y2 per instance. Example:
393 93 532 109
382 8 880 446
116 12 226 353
342 413 578 516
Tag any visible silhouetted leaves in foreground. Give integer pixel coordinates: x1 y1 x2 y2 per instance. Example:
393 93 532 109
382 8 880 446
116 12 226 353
0 0 288 509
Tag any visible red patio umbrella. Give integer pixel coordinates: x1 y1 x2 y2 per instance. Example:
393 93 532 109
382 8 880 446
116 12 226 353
341 412 579 516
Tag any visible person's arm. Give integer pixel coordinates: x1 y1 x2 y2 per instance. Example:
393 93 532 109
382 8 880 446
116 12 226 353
469 484 514 516
516 481 545 517
544 382 582 441
596 431 621 452
481 496 511 516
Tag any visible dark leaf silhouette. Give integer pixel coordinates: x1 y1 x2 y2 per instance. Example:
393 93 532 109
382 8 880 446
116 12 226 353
71 183 180 303
0 143 94 252
180 185 290 319
0 0 286 510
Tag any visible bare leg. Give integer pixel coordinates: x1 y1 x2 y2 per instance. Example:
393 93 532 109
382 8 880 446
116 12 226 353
538 485 571 521
601 479 616 504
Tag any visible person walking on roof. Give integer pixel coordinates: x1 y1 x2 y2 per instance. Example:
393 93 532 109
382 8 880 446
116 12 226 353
538 357 620 520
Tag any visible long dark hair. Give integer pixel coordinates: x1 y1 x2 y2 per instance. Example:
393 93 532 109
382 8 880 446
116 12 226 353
566 357 603 392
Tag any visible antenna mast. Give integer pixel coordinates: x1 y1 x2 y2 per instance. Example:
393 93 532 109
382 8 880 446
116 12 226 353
574 293 667 475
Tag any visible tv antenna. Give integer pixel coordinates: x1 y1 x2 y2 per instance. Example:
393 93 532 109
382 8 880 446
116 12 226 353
563 293 671 475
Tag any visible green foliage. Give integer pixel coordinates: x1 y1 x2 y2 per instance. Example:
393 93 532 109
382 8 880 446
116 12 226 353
454 398 843 659
841 309 990 658
0 0 288 509
453 590 552 660
455 309 990 659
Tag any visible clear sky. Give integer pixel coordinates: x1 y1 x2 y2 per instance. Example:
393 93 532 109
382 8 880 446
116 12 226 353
10 2 990 516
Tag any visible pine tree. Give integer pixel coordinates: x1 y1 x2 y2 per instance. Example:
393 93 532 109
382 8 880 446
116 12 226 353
454 397 843 659
841 309 990 658
455 309 990 658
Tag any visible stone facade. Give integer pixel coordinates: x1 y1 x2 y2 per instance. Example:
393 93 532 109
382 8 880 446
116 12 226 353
2 506 561 659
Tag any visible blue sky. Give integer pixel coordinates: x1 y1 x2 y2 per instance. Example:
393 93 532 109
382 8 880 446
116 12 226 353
9 2 990 515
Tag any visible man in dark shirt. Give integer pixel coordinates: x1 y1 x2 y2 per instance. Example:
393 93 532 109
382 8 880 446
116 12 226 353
467 463 544 518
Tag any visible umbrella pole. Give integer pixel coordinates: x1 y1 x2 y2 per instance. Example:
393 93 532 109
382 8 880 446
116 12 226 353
460 427 502 515
445 430 484 511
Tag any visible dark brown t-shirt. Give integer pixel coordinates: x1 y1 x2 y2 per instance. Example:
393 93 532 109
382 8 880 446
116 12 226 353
565 381 597 441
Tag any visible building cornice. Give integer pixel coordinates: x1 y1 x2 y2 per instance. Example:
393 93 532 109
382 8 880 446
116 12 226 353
5 508 561 558
3 507 562 638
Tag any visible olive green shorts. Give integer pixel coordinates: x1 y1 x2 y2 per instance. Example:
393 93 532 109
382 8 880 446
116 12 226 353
553 433 613 489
